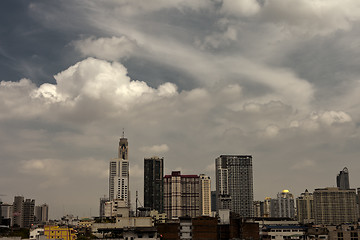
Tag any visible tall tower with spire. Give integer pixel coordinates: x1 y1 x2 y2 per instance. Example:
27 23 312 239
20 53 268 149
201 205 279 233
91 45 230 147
109 132 130 206
118 130 128 160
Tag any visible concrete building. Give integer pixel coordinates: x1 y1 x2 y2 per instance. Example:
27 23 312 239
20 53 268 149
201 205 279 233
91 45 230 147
314 187 358 225
12 196 24 227
144 156 164 213
109 135 129 207
1 204 13 226
327 224 360 240
263 197 271 218
164 171 200 219
104 199 129 218
210 191 216 213
270 190 295 219
44 225 76 240
253 201 264 218
296 189 314 224
199 174 211 216
23 199 35 228
337 167 350 190
215 155 253 217
99 196 109 219
34 204 48 224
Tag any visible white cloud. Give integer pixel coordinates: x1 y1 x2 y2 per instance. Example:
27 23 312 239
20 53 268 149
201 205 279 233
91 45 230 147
260 0 360 36
72 36 137 61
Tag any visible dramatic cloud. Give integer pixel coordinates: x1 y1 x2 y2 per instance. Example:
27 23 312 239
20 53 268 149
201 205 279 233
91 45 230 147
1 0 360 218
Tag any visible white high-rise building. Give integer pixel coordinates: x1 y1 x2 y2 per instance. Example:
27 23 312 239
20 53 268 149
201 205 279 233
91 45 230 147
109 135 129 207
199 174 211 216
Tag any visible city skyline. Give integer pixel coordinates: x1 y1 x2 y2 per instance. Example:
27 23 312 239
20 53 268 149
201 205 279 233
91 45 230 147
1 1 360 219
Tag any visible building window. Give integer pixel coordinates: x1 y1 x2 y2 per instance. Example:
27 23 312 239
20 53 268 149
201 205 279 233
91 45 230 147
338 232 344 240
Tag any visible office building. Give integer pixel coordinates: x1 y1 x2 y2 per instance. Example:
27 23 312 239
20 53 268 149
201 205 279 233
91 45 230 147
12 196 24 227
34 203 49 223
296 189 314 224
199 174 211 216
337 167 350 190
109 135 129 207
313 187 358 225
270 190 295 219
23 199 35 228
144 156 164 213
164 171 200 219
215 155 253 217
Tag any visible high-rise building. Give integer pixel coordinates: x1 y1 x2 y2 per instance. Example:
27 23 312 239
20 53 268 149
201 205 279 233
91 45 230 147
215 155 253 217
263 197 271 217
164 171 200 219
22 199 35 228
314 187 358 225
337 167 350 190
144 156 164 213
34 204 48 224
253 201 264 218
211 191 217 213
270 190 295 219
199 174 211 216
296 189 314 224
12 196 24 227
109 135 129 207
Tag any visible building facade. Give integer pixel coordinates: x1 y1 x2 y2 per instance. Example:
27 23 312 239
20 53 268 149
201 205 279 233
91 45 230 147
270 190 295 219
313 187 358 225
23 199 35 228
12 196 24 227
164 171 200 219
109 136 129 206
296 189 314 224
199 174 211 216
144 156 164 213
337 167 350 190
34 203 49 224
215 155 254 217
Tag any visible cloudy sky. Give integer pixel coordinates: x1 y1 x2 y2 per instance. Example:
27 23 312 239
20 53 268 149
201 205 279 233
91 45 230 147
1 0 360 218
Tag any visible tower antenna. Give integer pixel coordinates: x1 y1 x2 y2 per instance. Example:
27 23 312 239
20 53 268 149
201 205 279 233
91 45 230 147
122 128 125 138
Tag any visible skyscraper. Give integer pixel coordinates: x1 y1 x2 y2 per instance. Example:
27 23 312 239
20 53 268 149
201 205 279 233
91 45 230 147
164 171 200 219
270 190 295 218
314 187 358 225
144 156 164 213
109 135 129 207
199 174 211 216
337 167 350 190
215 155 253 217
22 199 35 228
296 189 314 224
12 196 24 227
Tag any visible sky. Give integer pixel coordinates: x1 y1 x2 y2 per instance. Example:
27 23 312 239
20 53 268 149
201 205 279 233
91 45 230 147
1 0 360 219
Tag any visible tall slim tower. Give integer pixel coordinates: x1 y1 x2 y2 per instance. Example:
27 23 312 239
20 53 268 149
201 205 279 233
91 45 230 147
109 135 129 206
144 156 164 213
337 167 350 190
215 155 253 217
199 174 211 216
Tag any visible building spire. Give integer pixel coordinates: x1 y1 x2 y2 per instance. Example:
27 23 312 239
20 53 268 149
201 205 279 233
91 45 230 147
122 128 125 139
